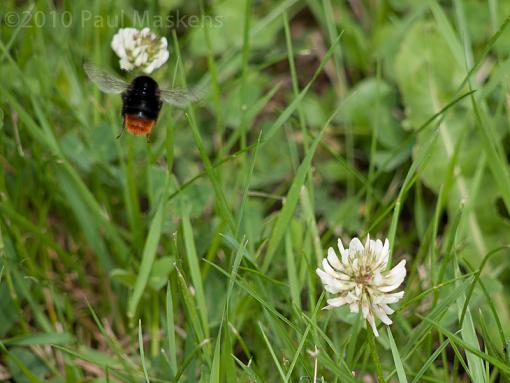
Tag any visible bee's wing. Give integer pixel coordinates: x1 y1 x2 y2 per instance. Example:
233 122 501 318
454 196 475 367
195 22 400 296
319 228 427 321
159 87 203 108
83 63 129 94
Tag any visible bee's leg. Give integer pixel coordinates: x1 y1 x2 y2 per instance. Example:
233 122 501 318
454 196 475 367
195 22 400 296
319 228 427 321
146 133 152 143
116 124 125 139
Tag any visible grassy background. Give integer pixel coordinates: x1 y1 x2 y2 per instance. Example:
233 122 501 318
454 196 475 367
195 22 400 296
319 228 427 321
1 0 510 381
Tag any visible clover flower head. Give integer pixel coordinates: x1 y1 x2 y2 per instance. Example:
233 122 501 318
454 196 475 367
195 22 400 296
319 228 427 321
111 27 169 74
316 235 406 336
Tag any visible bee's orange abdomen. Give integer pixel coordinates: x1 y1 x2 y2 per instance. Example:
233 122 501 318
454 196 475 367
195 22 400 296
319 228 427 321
124 114 156 136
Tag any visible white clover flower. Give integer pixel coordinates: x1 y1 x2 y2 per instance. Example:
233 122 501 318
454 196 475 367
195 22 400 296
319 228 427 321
316 235 406 336
111 27 169 74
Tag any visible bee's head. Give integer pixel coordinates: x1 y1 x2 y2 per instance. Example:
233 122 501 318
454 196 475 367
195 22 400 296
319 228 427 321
131 75 159 94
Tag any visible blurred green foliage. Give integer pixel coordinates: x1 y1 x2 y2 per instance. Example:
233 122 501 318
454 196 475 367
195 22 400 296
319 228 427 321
1 0 510 381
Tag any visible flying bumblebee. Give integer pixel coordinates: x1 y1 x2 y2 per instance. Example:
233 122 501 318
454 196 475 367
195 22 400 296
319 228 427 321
84 63 199 140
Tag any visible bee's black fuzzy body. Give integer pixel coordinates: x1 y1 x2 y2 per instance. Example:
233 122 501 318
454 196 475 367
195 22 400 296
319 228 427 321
121 76 163 120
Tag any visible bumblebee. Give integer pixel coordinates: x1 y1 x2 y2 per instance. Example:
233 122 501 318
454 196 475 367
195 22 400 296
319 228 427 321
84 63 199 139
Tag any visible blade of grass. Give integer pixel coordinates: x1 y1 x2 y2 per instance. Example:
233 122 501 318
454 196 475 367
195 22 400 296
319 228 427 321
284 232 300 310
470 94 510 215
258 322 287 381
212 238 247 383
198 0 223 142
263 32 343 143
284 293 324 380
3 332 73 346
165 283 177 376
181 208 209 337
299 186 323 264
420 316 510 376
283 11 309 151
386 327 408 383
235 131 262 238
238 0 253 152
85 301 137 379
172 338 211 383
128 186 167 320
410 338 450 383
0 342 45 383
174 267 210 363
209 335 221 383
386 131 438 264
367 329 386 383
185 112 236 233
138 320 151 383
452 212 487 383
203 259 297 331
262 112 335 272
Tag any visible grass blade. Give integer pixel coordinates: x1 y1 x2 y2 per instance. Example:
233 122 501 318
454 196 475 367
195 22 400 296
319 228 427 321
258 322 287 381
386 327 408 383
262 119 331 272
138 320 150 383
182 209 209 336
165 283 177 375
128 191 167 320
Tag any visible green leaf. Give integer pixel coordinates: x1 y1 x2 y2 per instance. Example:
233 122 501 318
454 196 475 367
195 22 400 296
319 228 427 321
189 0 279 56
395 21 462 130
148 257 174 291
340 78 404 148
110 269 136 288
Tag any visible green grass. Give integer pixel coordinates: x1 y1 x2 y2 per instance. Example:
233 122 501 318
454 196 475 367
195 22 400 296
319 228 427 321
1 0 510 382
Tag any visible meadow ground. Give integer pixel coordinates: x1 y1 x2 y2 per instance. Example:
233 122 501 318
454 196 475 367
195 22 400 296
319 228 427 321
1 0 510 382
